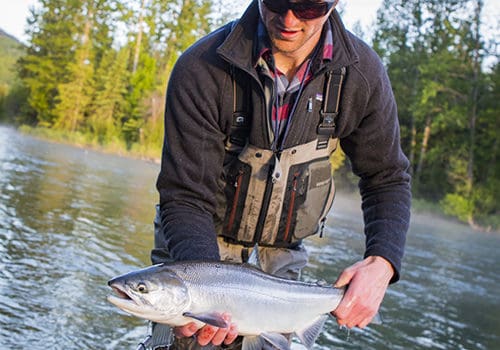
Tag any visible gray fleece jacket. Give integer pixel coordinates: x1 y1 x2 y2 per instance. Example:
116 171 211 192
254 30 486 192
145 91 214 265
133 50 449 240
156 1 411 281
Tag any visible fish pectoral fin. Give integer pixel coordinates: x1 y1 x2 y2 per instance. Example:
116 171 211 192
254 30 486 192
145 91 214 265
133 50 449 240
182 311 228 328
242 334 291 350
295 315 328 349
246 243 262 269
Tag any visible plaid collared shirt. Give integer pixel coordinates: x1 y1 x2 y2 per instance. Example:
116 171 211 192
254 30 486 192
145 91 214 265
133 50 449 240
254 19 333 149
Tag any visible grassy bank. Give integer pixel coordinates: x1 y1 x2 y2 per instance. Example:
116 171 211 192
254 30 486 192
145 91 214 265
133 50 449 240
411 197 499 233
19 125 161 164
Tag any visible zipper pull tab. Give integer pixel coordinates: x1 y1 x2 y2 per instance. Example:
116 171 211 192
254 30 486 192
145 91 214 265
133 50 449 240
307 97 313 112
271 154 282 183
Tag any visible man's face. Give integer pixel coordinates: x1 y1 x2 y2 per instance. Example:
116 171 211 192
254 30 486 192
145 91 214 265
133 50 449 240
258 0 336 57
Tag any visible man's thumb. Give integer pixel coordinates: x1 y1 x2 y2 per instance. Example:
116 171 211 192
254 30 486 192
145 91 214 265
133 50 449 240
333 269 353 288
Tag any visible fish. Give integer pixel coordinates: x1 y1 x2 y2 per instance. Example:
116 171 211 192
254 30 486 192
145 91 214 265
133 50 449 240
107 261 345 350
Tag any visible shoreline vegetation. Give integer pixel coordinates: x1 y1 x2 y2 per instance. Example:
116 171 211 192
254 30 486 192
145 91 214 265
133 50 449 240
19 124 162 164
16 124 499 234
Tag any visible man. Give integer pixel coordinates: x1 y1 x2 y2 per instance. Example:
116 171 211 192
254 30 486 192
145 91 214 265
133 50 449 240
149 0 411 348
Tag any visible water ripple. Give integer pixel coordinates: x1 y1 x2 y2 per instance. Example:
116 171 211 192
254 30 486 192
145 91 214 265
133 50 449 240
0 127 499 349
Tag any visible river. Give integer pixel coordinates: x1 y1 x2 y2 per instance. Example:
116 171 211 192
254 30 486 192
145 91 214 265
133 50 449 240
0 126 498 349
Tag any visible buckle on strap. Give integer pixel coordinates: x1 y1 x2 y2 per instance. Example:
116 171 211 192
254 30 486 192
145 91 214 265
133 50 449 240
317 111 338 135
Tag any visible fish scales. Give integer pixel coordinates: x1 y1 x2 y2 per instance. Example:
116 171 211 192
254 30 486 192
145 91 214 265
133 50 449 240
167 262 342 334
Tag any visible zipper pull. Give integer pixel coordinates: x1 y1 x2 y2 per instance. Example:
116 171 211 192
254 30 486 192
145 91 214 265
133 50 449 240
307 97 313 112
271 154 282 183
234 169 243 187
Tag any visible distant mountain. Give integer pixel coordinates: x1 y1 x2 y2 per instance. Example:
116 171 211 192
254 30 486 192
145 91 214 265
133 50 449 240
0 28 25 90
0 28 22 43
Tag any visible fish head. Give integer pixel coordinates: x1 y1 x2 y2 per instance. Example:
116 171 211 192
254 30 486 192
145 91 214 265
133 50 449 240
107 264 190 324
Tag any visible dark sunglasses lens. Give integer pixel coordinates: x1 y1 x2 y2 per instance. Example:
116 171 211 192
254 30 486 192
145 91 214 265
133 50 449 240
262 1 332 20
292 2 330 19
262 0 289 14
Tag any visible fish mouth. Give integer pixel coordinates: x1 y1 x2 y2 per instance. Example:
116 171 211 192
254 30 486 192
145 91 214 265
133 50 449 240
110 285 131 300
107 283 138 309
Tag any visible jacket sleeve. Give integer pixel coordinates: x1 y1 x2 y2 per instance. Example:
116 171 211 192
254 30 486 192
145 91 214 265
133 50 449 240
340 47 412 283
155 40 229 262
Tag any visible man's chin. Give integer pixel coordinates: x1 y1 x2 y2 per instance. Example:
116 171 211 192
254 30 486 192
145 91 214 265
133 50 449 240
269 38 303 55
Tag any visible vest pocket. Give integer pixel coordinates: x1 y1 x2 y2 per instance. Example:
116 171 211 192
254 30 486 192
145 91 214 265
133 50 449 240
292 158 334 240
222 161 251 239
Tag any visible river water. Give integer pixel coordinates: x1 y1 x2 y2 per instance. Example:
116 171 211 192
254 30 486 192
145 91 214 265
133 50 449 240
0 126 499 349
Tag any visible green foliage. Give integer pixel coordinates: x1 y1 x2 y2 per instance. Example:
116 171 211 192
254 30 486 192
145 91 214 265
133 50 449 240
0 29 25 89
5 0 220 156
0 29 27 122
441 193 473 223
88 47 130 144
373 0 499 229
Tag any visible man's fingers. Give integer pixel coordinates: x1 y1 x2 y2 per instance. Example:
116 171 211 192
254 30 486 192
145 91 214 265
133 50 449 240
224 324 239 345
210 325 230 345
332 256 393 329
208 313 231 345
174 322 199 337
333 270 352 288
194 313 237 346
334 261 363 288
197 325 218 346
358 316 373 329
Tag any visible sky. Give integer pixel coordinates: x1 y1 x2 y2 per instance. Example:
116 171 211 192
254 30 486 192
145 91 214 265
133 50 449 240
0 0 498 44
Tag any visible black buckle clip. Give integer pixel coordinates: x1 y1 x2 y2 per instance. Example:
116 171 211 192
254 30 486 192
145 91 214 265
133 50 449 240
317 111 337 135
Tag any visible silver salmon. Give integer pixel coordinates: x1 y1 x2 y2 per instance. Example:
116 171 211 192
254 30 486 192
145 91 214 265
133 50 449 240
107 261 344 350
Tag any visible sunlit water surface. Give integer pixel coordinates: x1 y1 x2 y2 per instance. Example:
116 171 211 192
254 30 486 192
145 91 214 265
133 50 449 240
0 126 499 349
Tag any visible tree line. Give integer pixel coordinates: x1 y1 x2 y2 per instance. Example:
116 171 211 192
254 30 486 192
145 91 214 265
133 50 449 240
1 0 235 159
0 0 498 229
372 0 498 230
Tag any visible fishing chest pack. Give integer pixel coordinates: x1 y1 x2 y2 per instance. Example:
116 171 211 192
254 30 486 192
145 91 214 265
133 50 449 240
216 39 346 248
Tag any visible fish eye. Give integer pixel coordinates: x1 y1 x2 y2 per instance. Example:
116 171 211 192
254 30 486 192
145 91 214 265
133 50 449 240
137 282 148 293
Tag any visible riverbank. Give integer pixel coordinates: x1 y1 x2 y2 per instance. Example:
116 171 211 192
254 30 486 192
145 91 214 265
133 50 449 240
18 124 162 164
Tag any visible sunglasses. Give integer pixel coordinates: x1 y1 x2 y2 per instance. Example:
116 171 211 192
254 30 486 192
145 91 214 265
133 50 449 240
261 0 335 20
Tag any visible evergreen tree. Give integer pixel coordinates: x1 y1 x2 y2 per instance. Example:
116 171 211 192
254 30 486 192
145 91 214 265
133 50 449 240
18 0 81 127
88 47 130 144
53 2 95 132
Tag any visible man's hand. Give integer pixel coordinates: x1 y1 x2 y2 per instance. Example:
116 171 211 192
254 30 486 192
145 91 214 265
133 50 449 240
174 312 238 346
332 256 394 329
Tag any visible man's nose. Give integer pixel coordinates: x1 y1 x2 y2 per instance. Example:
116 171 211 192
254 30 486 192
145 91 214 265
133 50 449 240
281 9 301 26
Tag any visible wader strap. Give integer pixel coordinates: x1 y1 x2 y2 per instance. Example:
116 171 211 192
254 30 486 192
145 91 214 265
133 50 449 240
229 67 252 147
317 67 346 149
224 19 251 150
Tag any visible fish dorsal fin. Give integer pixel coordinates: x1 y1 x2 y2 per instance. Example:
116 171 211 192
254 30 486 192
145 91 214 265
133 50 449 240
247 244 261 269
182 311 228 328
295 315 328 349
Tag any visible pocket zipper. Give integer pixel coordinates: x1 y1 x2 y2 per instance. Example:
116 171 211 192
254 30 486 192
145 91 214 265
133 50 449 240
226 169 244 233
283 171 300 242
